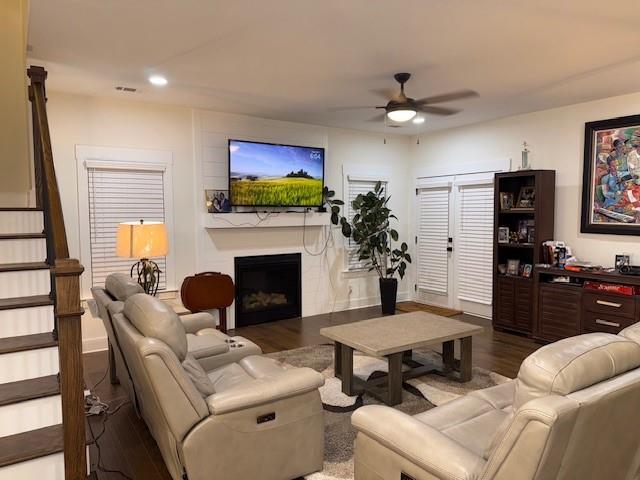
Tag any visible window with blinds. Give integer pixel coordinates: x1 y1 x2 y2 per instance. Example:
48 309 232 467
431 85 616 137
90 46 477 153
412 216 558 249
345 179 387 271
416 186 450 294
456 183 494 304
87 167 167 289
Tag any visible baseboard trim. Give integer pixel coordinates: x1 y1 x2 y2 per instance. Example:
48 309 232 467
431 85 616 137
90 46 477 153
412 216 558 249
82 336 107 353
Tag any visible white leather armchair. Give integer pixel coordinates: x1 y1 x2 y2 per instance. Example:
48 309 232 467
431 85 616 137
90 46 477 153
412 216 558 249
113 293 325 480
352 325 640 480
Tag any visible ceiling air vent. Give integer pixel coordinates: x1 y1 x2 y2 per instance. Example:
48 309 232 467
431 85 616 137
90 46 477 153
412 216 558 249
115 86 137 93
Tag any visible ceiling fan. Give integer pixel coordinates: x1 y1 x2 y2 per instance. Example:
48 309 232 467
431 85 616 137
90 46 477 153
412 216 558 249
333 73 478 124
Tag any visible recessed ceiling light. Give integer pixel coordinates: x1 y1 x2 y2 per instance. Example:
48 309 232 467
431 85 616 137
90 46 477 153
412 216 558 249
413 117 425 124
148 75 168 86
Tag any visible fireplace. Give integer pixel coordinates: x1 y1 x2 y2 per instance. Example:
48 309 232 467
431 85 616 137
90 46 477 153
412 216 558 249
234 253 302 327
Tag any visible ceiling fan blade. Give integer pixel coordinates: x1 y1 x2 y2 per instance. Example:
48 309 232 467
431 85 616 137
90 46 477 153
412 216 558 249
328 105 379 112
417 105 460 116
367 113 387 122
370 87 400 101
414 89 478 105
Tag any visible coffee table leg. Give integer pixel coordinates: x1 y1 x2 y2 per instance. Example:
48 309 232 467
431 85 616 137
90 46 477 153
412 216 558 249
387 352 403 406
334 342 343 379
442 340 455 373
459 336 473 382
340 344 356 395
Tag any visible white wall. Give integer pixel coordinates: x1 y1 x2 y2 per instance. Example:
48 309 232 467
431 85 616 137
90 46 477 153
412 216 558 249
47 92 196 351
412 91 640 268
195 110 413 328
47 92 413 349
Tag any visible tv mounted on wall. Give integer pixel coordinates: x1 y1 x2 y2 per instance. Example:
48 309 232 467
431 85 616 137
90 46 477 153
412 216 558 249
228 139 325 207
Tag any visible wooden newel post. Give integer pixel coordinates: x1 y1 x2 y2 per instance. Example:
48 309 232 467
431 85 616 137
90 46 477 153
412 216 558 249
54 258 86 480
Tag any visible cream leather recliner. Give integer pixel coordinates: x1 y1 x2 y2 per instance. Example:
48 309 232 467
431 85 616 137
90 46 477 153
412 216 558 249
113 293 325 480
92 273 262 389
352 324 640 480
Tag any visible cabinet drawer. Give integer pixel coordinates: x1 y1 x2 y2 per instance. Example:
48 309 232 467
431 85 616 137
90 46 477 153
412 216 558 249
582 310 635 334
582 291 636 318
539 284 581 341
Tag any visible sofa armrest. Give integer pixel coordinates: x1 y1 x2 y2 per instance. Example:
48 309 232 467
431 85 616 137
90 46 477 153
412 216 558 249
352 405 485 480
180 312 217 334
206 367 324 415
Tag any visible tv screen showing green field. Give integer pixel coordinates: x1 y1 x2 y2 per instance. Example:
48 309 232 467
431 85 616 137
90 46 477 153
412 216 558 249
229 140 324 207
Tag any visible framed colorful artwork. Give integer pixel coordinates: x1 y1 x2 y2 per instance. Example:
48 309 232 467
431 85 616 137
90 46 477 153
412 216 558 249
581 114 640 235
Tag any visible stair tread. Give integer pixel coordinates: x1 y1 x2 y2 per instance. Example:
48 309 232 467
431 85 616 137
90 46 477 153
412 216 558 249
0 424 64 468
0 262 49 273
0 295 53 311
0 375 59 406
0 207 42 212
0 333 57 355
0 233 46 240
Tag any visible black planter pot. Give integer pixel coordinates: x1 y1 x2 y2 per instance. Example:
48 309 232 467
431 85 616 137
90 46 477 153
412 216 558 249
379 277 398 315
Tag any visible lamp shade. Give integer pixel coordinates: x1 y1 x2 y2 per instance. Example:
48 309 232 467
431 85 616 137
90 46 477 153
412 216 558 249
116 221 168 259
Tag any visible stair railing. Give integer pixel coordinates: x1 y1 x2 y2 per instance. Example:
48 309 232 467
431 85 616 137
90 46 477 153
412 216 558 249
27 66 87 480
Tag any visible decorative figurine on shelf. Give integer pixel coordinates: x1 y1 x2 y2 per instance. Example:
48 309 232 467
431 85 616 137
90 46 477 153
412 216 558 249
519 141 531 170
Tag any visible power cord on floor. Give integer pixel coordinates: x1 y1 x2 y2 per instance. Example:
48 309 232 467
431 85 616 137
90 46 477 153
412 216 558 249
86 392 134 480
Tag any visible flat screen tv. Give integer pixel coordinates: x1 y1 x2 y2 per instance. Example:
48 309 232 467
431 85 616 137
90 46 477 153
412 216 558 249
228 139 325 207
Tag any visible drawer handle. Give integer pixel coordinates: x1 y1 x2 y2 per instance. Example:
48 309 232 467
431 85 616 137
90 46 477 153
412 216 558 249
596 300 622 308
595 319 621 328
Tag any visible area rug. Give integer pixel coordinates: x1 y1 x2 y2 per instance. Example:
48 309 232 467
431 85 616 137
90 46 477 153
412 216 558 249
266 345 510 480
395 301 462 317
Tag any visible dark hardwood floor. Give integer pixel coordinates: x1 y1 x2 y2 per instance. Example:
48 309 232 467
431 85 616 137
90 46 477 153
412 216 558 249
84 306 540 479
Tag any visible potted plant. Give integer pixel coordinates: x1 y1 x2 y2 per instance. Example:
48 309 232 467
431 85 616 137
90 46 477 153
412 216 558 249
324 183 411 314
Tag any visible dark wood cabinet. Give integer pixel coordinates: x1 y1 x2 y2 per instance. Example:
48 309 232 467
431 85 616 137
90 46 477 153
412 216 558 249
492 170 555 334
533 267 640 342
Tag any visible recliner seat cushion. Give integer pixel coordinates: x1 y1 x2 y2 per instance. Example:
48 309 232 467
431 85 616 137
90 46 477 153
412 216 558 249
105 273 144 301
514 332 640 410
124 294 188 361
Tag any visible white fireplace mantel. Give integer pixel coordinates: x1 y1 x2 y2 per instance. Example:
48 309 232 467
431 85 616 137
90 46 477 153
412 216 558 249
202 211 330 229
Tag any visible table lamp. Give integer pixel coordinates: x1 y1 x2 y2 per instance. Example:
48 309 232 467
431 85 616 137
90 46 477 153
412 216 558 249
116 220 168 295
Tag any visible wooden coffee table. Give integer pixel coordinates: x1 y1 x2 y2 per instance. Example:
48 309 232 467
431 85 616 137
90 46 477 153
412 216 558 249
320 311 484 406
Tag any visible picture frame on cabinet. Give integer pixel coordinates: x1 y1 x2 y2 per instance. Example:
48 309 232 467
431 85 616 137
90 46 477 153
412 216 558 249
498 227 509 243
507 259 520 276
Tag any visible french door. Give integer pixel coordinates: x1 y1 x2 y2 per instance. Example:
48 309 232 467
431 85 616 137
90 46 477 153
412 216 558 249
415 174 494 318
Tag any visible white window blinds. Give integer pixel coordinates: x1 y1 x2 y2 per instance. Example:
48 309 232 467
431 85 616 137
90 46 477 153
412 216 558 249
345 179 386 271
416 186 450 294
456 183 494 304
87 167 167 289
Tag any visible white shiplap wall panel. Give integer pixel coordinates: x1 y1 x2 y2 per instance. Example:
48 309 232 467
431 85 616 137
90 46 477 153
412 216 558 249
416 187 450 294
457 184 494 304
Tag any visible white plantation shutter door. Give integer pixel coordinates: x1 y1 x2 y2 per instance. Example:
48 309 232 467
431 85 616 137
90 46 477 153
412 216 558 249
346 179 386 271
457 183 494 304
416 187 450 294
87 167 167 289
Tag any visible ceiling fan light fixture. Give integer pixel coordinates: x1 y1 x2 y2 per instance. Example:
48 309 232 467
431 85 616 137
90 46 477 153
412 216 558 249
413 116 425 124
387 109 417 123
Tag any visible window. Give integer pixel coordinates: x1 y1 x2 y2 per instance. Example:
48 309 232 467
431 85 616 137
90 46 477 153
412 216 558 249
76 146 174 298
87 166 167 289
343 170 389 272
456 182 494 304
416 185 450 294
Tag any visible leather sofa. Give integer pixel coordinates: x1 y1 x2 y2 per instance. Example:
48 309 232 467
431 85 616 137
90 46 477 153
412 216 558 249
352 324 640 480
112 293 325 480
91 273 262 394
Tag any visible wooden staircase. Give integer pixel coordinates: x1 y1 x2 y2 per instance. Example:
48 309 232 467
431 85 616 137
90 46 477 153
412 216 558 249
0 68 88 478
